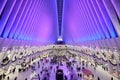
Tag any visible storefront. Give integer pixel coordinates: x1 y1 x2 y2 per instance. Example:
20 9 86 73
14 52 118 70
82 69 94 80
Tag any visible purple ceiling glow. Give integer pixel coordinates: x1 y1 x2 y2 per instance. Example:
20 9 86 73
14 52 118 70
0 0 58 44
36 13 53 41
63 0 119 44
0 0 120 44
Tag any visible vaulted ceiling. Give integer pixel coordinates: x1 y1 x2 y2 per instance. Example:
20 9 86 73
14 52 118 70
0 0 58 43
0 0 120 44
62 0 120 43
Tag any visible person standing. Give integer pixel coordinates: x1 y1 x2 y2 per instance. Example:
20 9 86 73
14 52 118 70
111 77 113 80
14 77 17 80
25 78 27 80
98 77 100 80
64 75 67 80
7 76 9 80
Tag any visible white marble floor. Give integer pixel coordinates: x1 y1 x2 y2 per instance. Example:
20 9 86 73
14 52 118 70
3 57 119 80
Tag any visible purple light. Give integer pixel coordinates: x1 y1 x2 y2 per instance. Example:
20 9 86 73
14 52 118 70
63 0 118 44
0 0 58 44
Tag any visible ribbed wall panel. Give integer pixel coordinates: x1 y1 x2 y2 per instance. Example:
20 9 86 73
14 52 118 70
0 0 58 44
0 0 16 36
63 0 120 44
2 0 23 38
18 0 35 40
102 0 120 36
8 0 28 38
0 0 7 16
111 0 120 20
13 0 32 39
22 0 39 40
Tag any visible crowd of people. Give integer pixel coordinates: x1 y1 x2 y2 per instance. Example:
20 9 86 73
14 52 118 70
0 49 117 80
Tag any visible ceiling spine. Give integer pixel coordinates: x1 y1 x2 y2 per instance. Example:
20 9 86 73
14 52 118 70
57 0 63 36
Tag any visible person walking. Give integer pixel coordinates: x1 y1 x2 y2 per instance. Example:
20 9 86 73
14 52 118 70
14 77 17 80
7 76 9 80
111 77 113 80
98 77 100 80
